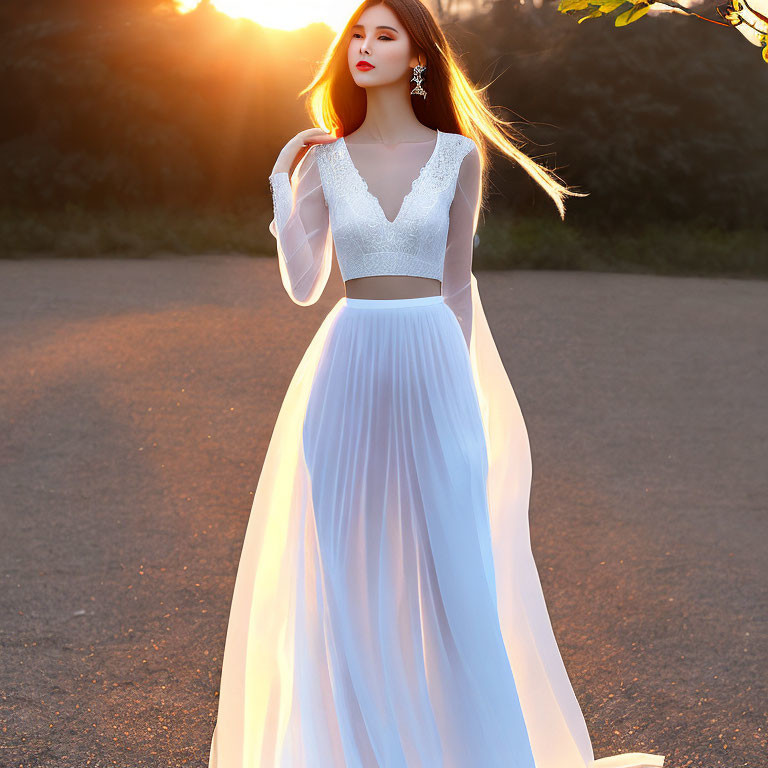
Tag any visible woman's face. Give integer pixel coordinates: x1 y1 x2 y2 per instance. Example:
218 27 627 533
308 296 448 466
347 3 421 90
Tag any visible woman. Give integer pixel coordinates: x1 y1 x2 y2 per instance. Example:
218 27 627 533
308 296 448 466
208 1 665 766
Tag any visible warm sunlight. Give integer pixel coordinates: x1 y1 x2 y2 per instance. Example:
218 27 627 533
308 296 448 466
173 0 360 30
173 0 704 24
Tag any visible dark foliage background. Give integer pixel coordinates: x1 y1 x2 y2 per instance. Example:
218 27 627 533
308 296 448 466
0 0 766 228
470 1 768 228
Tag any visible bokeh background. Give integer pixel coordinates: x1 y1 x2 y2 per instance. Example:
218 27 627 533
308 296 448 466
1 0 766 272
1 2 766 767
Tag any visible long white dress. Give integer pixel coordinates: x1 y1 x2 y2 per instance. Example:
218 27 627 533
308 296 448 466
207 129 665 768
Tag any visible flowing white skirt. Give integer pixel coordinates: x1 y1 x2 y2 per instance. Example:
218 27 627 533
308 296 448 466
208 276 665 768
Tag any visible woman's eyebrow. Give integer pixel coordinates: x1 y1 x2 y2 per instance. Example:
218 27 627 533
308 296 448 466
351 24 399 33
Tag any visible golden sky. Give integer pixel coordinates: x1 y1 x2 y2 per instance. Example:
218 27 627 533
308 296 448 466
173 0 365 30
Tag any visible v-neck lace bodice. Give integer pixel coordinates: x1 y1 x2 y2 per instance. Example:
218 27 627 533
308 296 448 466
268 128 481 347
339 131 442 226
314 130 474 283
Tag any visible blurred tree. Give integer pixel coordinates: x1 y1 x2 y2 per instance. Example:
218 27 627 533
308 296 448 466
0 0 764 228
554 0 768 64
0 1 330 208
451 0 767 227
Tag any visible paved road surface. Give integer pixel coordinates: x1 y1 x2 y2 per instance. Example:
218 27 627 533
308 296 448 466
1 256 766 767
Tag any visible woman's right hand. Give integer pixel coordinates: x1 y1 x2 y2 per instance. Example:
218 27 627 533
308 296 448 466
272 128 337 177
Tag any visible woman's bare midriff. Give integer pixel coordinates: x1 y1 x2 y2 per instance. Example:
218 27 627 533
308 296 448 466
344 275 441 300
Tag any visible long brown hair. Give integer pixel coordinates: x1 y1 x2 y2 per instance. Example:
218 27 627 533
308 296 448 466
298 0 588 220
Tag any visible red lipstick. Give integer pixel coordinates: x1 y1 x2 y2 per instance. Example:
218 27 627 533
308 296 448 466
356 61 375 71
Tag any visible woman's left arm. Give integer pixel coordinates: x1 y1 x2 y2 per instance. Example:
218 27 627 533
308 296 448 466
442 141 482 350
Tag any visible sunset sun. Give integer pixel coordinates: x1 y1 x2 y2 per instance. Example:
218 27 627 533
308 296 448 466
173 0 357 30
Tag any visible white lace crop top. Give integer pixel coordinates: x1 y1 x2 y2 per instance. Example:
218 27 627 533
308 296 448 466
268 129 481 347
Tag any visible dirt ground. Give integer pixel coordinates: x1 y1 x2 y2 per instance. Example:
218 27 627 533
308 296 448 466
1 255 766 768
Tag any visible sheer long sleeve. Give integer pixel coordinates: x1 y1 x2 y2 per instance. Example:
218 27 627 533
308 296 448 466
268 144 333 306
442 142 482 350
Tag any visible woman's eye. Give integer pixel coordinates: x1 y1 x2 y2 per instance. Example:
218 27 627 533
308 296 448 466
351 33 394 41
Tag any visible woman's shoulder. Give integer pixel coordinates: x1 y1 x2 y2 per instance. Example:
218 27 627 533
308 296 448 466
441 131 478 160
302 138 343 169
307 137 343 154
440 130 475 145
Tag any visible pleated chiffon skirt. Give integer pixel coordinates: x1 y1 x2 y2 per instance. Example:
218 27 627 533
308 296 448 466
300 295 535 767
208 276 665 768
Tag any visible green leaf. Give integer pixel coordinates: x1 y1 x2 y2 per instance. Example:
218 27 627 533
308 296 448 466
558 0 592 12
615 2 650 25
578 8 605 22
599 0 627 12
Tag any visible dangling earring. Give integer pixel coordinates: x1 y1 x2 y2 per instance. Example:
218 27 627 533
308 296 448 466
410 61 427 98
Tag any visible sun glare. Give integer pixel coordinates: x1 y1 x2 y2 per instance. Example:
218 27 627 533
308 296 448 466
173 0 359 30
